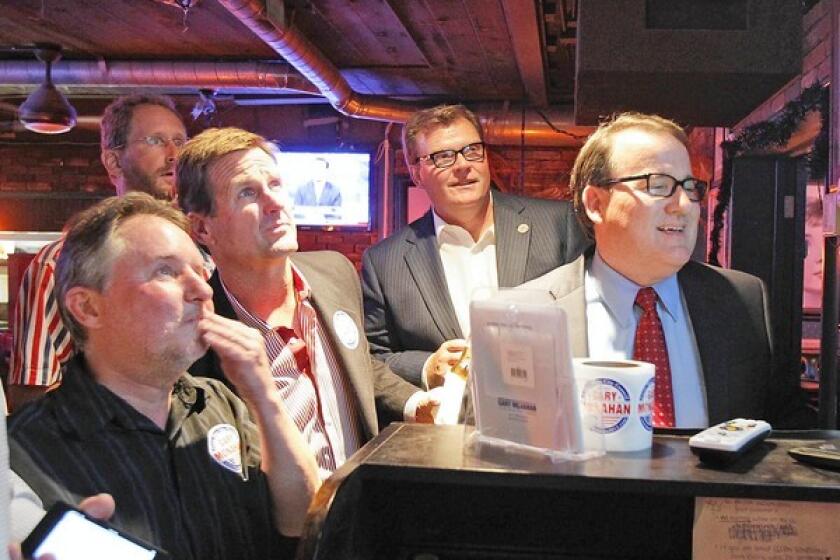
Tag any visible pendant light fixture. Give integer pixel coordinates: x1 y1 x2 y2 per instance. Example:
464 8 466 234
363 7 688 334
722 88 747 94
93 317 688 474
18 43 77 134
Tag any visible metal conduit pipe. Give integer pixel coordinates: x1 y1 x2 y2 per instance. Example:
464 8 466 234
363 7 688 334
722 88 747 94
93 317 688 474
0 63 591 146
479 105 592 148
217 0 419 122
0 60 320 94
216 0 590 145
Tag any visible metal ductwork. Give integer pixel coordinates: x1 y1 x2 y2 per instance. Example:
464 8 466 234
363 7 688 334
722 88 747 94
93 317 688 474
0 60 319 94
217 0 591 145
479 105 590 148
217 0 420 122
0 58 590 146
0 21 592 146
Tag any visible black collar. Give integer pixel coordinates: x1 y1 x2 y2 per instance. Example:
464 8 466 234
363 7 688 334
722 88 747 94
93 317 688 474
52 354 206 440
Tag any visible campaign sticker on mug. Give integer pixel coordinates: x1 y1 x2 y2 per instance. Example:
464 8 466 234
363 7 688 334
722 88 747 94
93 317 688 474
581 377 631 434
639 377 655 431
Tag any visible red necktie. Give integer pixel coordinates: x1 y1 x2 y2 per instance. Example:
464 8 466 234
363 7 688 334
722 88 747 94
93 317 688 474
632 287 675 427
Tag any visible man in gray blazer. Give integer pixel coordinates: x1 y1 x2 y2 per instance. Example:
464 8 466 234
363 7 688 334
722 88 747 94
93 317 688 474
520 112 812 428
362 104 590 388
178 127 438 480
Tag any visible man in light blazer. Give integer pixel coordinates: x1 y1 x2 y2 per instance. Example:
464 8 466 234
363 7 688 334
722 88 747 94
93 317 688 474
178 127 438 480
362 104 590 388
519 112 812 428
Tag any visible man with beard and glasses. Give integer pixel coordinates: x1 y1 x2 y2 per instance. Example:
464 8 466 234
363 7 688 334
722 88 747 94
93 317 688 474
8 94 188 411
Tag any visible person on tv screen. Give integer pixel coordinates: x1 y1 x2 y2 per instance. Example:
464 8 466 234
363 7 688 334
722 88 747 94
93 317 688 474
293 157 342 207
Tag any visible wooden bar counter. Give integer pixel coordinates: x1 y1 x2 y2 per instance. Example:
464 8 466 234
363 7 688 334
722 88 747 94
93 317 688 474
298 424 840 560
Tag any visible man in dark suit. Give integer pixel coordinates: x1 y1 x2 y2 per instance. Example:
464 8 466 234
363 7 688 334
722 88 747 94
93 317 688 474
362 104 590 389
519 112 812 428
178 127 438 480
293 157 342 207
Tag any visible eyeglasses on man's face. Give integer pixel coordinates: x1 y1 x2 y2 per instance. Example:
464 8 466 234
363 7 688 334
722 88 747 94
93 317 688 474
599 173 707 202
415 142 485 169
113 134 188 150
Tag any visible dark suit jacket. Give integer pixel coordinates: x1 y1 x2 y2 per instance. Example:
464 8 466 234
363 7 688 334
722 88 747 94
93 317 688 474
361 191 591 386
520 254 813 427
190 251 418 439
294 181 342 207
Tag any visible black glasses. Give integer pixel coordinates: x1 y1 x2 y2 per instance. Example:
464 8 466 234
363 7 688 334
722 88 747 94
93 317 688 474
600 173 707 202
415 142 485 169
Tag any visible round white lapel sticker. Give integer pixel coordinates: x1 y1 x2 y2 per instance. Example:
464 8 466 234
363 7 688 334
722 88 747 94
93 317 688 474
207 423 242 475
333 310 359 350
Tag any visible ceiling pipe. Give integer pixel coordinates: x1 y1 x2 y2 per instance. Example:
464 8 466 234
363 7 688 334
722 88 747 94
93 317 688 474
0 60 591 146
479 105 592 147
217 0 419 122
0 60 320 94
216 0 590 146
0 58 591 146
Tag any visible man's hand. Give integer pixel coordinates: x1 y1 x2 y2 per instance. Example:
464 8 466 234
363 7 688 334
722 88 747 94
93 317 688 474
9 493 116 560
423 339 468 389
199 311 319 537
198 313 275 406
77 493 116 520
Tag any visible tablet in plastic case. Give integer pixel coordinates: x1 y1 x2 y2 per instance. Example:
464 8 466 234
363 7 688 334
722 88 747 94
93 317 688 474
469 289 603 459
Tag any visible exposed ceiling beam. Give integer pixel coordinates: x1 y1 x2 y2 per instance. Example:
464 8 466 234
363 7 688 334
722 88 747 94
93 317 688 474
501 0 548 107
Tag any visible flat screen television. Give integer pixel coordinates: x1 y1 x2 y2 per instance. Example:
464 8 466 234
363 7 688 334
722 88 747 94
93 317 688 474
276 150 373 229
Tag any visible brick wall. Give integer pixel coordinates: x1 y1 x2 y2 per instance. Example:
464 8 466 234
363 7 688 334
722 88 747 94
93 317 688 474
0 110 719 268
0 143 111 195
490 146 579 199
297 230 379 271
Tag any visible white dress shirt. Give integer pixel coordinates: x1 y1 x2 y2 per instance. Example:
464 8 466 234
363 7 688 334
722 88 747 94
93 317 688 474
432 211 499 338
584 251 709 428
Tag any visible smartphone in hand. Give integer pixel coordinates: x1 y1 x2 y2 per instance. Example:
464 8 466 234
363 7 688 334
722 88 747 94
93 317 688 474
21 501 168 560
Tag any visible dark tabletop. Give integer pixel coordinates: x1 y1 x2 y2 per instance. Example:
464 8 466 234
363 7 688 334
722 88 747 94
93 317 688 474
353 423 840 502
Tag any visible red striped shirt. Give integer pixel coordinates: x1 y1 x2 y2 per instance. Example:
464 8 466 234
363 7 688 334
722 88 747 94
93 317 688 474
10 239 74 387
220 266 362 479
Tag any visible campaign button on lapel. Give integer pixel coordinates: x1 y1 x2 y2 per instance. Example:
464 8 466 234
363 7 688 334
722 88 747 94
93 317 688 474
333 310 359 349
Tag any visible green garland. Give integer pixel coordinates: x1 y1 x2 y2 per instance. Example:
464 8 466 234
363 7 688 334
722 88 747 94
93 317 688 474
709 82 829 265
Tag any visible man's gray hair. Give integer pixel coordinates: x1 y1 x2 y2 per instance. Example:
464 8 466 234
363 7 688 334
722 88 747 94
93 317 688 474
55 193 189 348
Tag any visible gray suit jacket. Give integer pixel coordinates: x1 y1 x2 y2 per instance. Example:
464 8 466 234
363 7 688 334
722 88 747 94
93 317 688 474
362 191 591 386
190 251 418 439
520 254 812 427
294 181 342 207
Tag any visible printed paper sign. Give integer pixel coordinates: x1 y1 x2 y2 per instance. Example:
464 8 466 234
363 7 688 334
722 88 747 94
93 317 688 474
693 497 840 559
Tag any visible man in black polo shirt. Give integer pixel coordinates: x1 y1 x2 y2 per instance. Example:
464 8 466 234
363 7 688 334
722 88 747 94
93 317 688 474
9 193 319 560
